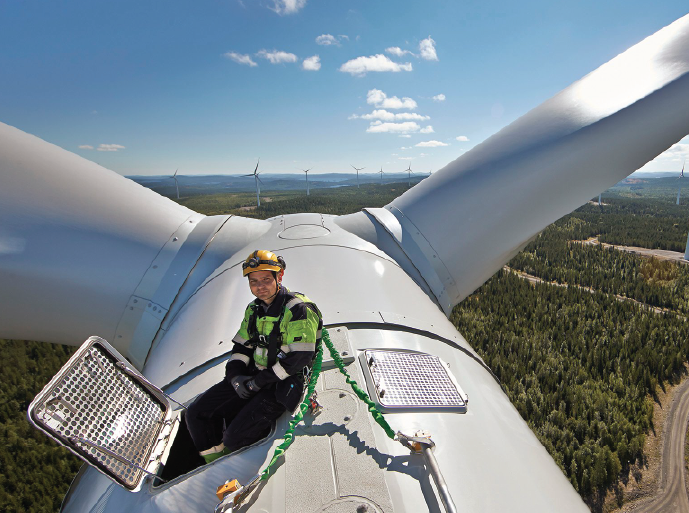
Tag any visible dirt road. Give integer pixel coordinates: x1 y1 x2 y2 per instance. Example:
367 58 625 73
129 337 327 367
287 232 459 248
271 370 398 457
627 378 689 512
578 238 688 265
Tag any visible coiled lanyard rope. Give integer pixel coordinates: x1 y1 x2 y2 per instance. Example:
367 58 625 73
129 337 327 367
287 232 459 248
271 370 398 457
259 327 395 482
218 328 456 513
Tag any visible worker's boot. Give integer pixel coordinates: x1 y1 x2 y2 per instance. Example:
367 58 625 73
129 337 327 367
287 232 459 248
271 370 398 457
200 443 231 463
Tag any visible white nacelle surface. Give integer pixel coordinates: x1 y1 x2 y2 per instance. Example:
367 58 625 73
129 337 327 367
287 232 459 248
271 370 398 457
58 213 587 513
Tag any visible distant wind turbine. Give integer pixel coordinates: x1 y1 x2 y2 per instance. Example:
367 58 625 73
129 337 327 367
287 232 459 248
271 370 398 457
301 168 312 196
242 159 262 207
379 166 384 183
351 165 364 189
599 193 602 206
678 160 685 205
405 163 414 187
168 169 180 199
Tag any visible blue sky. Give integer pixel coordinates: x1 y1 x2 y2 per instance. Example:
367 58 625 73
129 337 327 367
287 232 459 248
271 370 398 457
1 1 687 176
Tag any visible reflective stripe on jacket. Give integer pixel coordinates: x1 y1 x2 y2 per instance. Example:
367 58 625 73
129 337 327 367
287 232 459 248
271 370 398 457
226 286 322 389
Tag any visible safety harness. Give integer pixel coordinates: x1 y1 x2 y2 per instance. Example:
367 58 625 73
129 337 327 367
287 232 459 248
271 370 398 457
244 290 322 370
245 301 286 369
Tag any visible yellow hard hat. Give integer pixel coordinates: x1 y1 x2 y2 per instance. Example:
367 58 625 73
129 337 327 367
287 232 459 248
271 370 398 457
242 250 285 277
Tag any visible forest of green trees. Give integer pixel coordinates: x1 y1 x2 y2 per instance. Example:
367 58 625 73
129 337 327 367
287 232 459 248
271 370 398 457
2 185 689 511
452 198 689 507
0 340 80 512
572 199 689 251
452 271 688 497
509 217 689 316
179 182 406 218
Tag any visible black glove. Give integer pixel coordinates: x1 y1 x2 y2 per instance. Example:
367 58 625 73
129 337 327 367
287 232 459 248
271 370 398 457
245 378 261 394
229 375 253 399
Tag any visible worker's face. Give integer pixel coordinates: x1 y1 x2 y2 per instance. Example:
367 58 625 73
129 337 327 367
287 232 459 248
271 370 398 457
248 269 283 304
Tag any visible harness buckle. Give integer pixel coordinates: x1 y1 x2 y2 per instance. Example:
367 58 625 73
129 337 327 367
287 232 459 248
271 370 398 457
258 335 268 348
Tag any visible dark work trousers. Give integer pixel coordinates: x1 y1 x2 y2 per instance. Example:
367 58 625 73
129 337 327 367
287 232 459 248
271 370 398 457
186 380 287 453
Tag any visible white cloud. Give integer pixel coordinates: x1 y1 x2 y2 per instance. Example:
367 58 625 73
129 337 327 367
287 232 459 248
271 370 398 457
399 156 414 160
257 50 298 64
386 47 413 57
270 0 306 15
339 55 412 76
366 121 420 134
647 143 689 164
420 125 434 133
302 55 321 71
419 36 438 61
399 134 412 138
354 109 393 121
663 142 689 159
456 135 469 142
78 145 94 150
224 52 258 67
366 89 417 110
316 34 341 46
353 109 428 121
366 89 386 105
432 94 446 102
401 146 411 150
396 112 429 121
97 144 125 152
637 141 689 173
416 140 448 147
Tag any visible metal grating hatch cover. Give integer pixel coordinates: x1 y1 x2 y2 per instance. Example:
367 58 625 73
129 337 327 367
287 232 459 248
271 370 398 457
27 336 175 491
359 349 468 413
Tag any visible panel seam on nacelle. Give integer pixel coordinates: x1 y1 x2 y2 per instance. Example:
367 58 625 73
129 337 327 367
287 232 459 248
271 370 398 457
143 215 235 363
363 207 450 314
384 205 460 315
112 213 206 368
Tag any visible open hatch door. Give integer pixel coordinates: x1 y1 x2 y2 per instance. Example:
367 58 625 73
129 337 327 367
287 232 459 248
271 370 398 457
28 336 177 491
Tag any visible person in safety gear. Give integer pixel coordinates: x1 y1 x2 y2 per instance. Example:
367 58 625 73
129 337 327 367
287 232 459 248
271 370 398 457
186 250 323 463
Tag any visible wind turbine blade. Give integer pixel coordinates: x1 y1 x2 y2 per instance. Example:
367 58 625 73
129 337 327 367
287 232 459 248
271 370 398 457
173 168 179 178
0 122 224 367
257 176 265 186
254 159 260 175
342 14 689 314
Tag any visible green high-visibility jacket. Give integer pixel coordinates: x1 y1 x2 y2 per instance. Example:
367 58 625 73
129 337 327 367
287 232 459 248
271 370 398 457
226 286 322 391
